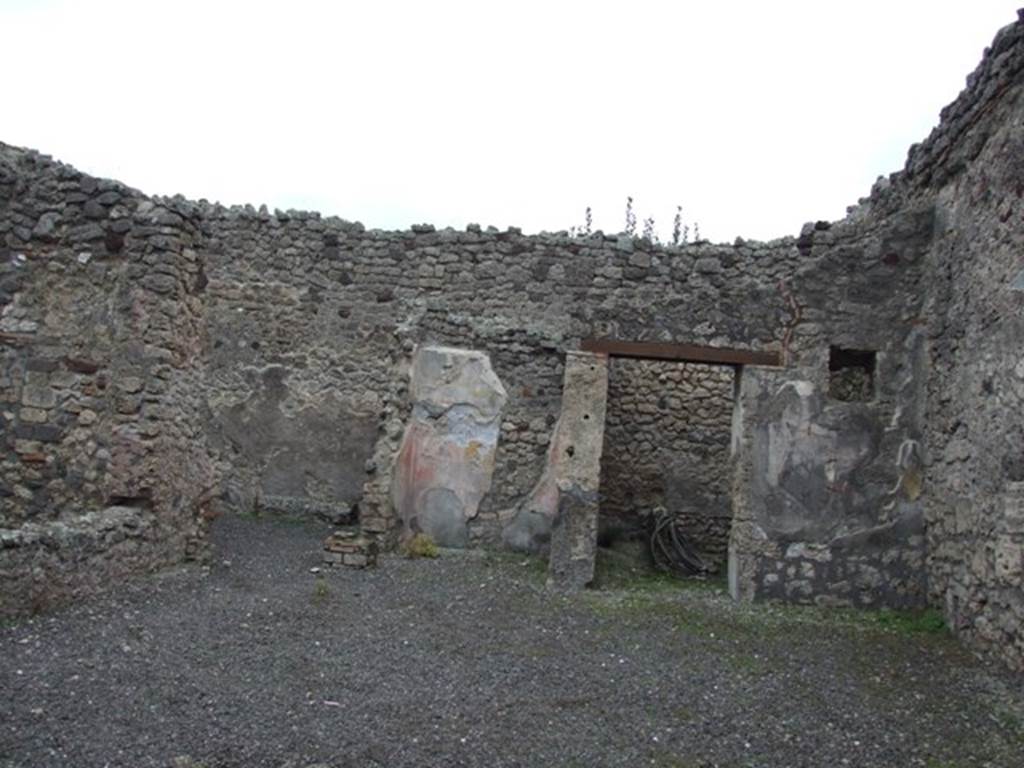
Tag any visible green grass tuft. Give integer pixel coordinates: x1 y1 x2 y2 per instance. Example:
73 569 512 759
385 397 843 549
402 533 440 559
481 549 548 584
872 608 947 635
311 576 330 604
591 547 725 594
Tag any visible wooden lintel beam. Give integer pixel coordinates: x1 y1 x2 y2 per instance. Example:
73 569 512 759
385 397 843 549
580 338 783 368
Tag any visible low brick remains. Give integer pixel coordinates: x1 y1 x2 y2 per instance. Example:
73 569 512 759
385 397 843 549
1 12 1023 671
323 530 378 569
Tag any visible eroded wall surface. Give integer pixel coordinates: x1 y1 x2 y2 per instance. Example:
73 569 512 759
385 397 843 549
921 17 1024 670
0 149 215 612
202 215 387 520
729 361 928 610
726 187 934 607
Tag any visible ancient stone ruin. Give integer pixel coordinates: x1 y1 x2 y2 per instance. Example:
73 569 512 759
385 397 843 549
1 13 1023 673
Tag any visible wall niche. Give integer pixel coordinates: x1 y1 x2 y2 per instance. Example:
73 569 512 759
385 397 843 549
828 346 876 402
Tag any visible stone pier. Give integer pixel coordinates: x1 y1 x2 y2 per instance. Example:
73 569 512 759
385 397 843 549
544 351 609 590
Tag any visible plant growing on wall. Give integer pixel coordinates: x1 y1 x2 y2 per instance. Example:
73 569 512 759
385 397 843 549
575 199 699 244
625 196 637 236
672 205 683 246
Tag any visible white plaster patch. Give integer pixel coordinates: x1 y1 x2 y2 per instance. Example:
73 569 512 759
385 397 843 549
888 403 904 430
776 379 815 398
730 390 745 457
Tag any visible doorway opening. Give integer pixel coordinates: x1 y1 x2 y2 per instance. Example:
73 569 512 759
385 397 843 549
598 358 736 572
581 337 782 583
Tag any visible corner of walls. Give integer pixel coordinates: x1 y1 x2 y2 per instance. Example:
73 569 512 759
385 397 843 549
0 144 217 613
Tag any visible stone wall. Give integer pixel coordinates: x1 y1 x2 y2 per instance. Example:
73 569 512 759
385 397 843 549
196 207 928 584
202 213 387 521
0 149 932 620
727 196 933 610
600 359 735 563
1 9 1021 673
728 12 1024 674
919 17 1024 671
196 213 798 550
0 146 215 613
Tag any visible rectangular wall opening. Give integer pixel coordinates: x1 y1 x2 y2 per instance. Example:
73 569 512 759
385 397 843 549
597 358 737 576
828 346 876 402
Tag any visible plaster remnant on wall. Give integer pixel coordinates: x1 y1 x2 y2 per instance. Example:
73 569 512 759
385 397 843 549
730 367 927 610
391 345 507 547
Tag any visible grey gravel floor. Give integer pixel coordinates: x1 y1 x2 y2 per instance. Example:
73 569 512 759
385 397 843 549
1 513 1023 768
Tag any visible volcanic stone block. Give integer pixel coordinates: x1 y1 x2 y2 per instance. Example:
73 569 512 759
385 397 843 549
21 371 56 409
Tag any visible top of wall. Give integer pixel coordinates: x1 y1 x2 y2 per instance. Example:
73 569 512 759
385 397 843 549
3 10 1023 250
903 10 1024 190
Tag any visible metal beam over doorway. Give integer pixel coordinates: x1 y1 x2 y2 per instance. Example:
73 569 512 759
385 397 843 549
580 338 783 368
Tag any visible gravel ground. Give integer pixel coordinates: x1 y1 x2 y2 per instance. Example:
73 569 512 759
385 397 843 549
2 513 1023 768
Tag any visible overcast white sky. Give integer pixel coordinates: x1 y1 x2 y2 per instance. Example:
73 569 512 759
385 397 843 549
2 1 1020 242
